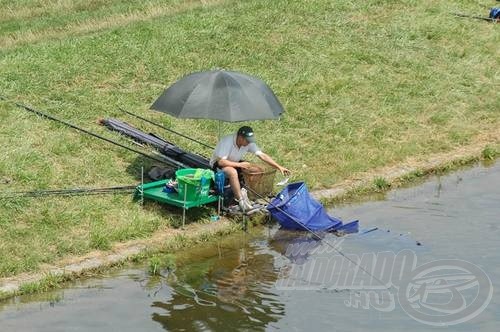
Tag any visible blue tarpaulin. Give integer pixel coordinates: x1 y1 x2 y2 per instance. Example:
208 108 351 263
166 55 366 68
267 182 359 233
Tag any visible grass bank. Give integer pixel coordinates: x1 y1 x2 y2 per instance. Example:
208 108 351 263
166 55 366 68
0 218 245 300
0 0 499 282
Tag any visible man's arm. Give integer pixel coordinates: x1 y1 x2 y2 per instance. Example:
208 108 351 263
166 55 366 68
257 153 291 176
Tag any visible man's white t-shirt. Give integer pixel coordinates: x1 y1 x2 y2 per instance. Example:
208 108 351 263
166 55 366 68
209 133 262 168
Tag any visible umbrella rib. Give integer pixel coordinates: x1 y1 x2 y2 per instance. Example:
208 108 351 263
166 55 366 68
182 76 210 119
222 73 241 122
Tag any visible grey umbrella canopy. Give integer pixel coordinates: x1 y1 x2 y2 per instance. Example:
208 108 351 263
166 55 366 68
150 70 284 122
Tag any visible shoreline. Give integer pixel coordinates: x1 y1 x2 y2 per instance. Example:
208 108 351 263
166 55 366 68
1 136 498 300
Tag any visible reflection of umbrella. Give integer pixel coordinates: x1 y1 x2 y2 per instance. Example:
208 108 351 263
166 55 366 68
150 70 284 122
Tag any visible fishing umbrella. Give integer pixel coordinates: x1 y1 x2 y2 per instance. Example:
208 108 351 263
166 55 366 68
150 70 284 122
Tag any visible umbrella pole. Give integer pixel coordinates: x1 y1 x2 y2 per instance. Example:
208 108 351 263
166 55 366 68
218 120 222 140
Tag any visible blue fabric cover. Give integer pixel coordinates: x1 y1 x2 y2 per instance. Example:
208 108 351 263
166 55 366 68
267 182 359 233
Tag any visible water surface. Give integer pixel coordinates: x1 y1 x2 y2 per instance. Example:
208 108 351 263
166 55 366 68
1 161 499 331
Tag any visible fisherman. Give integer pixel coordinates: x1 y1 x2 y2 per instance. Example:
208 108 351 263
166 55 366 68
210 126 291 210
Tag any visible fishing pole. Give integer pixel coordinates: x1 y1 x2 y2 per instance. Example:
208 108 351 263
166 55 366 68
453 12 498 22
243 184 396 291
0 96 185 168
0 185 136 199
118 107 214 150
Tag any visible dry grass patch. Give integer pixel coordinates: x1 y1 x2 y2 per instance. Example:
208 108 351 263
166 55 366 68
0 0 225 49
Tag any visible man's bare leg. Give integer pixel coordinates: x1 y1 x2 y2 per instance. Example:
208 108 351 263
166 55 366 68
222 166 242 200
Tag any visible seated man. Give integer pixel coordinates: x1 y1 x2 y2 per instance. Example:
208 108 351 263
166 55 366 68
210 126 291 210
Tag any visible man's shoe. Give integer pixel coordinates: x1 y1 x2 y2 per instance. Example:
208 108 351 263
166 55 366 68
238 198 253 211
241 188 249 201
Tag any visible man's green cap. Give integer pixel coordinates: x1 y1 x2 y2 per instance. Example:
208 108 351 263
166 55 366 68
237 126 256 143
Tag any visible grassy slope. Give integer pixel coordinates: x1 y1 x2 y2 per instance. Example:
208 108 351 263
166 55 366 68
0 0 498 277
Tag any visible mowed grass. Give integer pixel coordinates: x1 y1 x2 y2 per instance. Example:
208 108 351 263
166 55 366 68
0 0 499 278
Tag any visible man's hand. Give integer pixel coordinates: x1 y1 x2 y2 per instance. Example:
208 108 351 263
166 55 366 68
257 153 291 176
278 166 291 176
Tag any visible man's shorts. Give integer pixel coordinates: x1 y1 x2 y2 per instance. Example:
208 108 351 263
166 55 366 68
212 160 245 182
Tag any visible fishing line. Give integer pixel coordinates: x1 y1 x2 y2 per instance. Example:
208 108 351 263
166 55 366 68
243 185 397 291
118 107 214 150
0 95 184 167
0 185 136 199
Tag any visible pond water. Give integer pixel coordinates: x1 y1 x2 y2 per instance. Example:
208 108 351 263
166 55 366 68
1 161 499 331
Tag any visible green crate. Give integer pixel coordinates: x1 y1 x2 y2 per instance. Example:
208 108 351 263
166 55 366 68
134 179 218 209
176 168 213 201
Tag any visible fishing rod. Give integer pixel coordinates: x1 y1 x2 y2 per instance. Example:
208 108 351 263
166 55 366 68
243 184 396 291
0 96 185 168
118 107 214 150
0 185 136 199
453 12 498 22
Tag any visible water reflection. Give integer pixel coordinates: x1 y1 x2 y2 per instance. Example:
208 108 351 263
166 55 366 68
269 229 323 265
148 234 285 331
